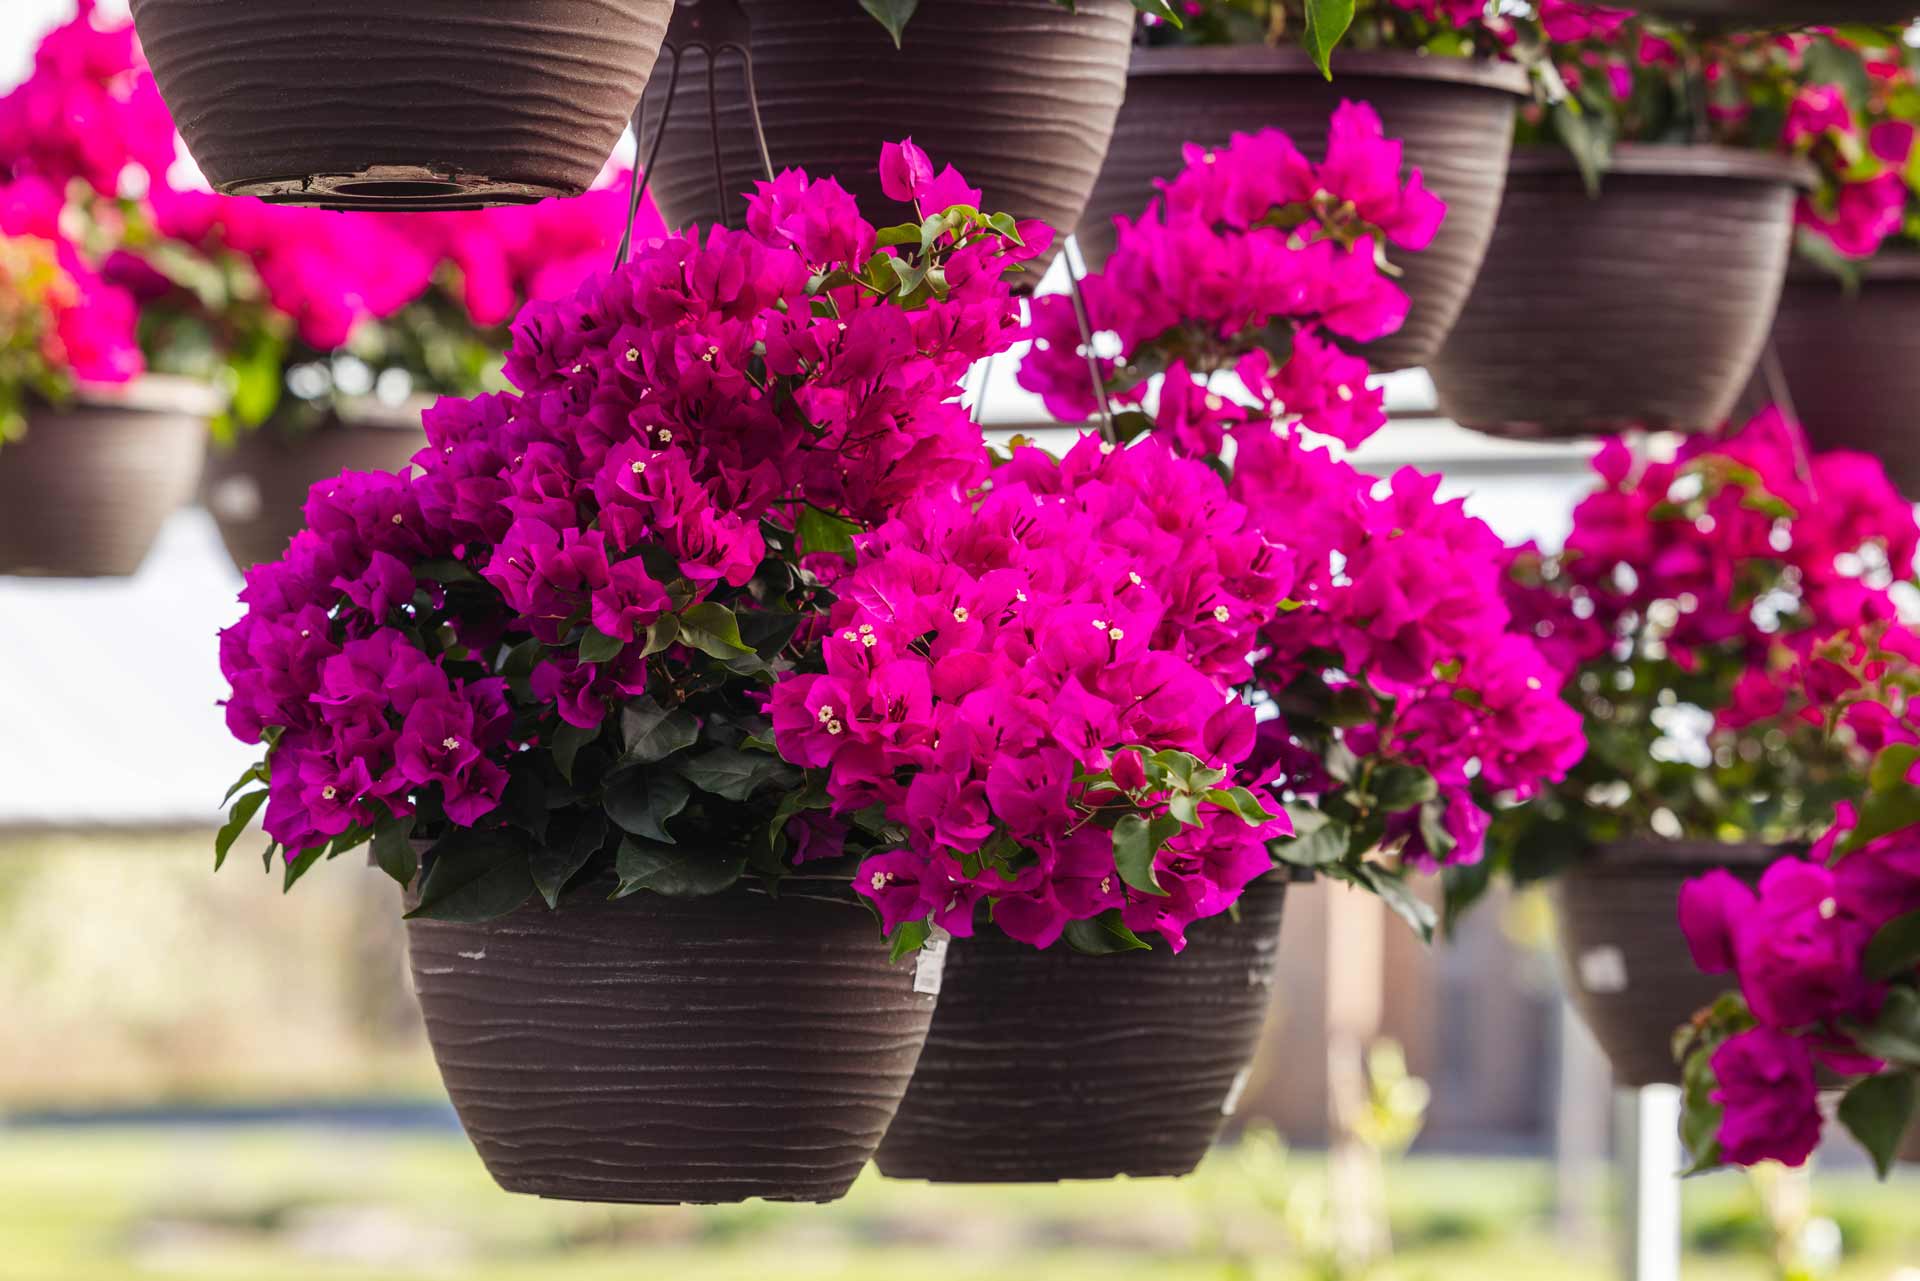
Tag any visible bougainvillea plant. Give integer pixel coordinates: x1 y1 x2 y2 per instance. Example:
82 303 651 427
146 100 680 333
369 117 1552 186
214 143 1051 921
0 0 642 437
0 176 140 439
1763 29 1920 267
1675 655 1920 1177
1019 107 1584 937
1136 1 1634 76
1467 410 1920 916
769 435 1293 955
865 0 1183 46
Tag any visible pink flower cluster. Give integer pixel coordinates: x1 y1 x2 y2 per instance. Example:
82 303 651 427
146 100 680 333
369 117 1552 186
220 144 1039 858
1022 102 1437 448
1682 792 1920 1167
1519 409 1920 704
1232 432 1587 868
1776 33 1918 260
0 175 140 388
771 436 1292 951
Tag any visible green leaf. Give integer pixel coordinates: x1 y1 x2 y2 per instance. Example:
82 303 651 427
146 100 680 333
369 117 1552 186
215 790 268 871
550 720 601 784
531 809 608 909
678 747 794 802
615 838 747 899
282 847 323 892
1850 986 1920 1067
1370 763 1438 812
1204 786 1281 826
1417 796 1458 862
222 763 268 806
640 614 681 657
1062 910 1153 956
1351 863 1439 942
1112 813 1180 897
859 0 919 46
1551 99 1610 199
577 627 626 665
406 829 536 923
1865 910 1920 982
413 558 480 586
1167 791 1201 827
1838 1071 1917 1179
371 812 419 888
1679 1041 1726 1174
1302 0 1355 78
1839 781 1920 856
677 602 754 660
620 697 700 764
1273 811 1350 868
604 766 691 844
794 505 864 563
889 919 932 963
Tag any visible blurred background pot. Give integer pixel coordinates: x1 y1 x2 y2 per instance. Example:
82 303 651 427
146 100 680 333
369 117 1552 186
407 875 936 1206
1429 146 1810 441
1764 254 1920 497
642 0 1133 272
1077 47 1529 373
1553 842 1781 1089
203 398 429 572
128 0 674 209
874 874 1288 1183
0 376 214 580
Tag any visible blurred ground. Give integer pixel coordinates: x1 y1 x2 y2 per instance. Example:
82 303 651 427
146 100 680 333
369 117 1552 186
0 1130 1914 1281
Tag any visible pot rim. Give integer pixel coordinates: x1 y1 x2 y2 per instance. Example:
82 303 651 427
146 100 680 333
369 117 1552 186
1127 44 1530 96
1788 246 1920 285
1573 838 1800 875
69 373 225 418
1510 143 1818 189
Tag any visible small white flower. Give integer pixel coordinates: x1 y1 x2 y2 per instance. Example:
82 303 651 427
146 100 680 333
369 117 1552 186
871 871 892 890
1108 627 1124 641
1213 605 1231 623
322 786 338 800
442 737 461 751
1100 876 1114 895
841 630 858 643
817 705 836 725
1336 384 1353 402
1819 897 1839 920
1205 394 1224 411
827 719 845 736
630 459 647 475
953 606 970 623
860 624 874 634
862 634 877 648
658 429 674 444
1092 619 1108 630
625 347 639 362
1128 572 1142 586
390 513 403 525
1100 441 1116 455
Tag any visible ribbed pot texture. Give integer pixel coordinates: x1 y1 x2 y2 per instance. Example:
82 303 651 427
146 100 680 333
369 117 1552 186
1429 146 1807 440
642 0 1133 271
1077 47 1528 373
406 878 936 1205
203 408 428 571
1765 255 1920 497
874 875 1288 1183
128 0 674 208
0 378 210 579
1554 842 1784 1090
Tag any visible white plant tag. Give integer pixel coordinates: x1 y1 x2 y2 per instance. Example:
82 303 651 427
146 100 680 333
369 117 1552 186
914 927 950 997
1578 945 1629 995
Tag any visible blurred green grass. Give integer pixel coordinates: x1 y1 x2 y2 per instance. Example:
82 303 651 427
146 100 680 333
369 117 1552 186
0 1128 1915 1281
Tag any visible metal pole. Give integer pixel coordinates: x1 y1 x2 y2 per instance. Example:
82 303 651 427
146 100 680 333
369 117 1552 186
1616 1085 1683 1281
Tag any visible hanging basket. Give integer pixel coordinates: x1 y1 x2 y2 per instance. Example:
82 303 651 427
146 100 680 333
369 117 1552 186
1428 146 1810 440
1076 47 1529 374
203 400 429 572
0 376 214 579
1553 842 1783 1090
128 0 675 209
874 874 1288 1183
1766 254 1920 497
642 0 1133 264
407 874 936 1205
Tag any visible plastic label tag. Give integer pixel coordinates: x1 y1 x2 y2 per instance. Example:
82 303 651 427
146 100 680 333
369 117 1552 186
914 927 950 997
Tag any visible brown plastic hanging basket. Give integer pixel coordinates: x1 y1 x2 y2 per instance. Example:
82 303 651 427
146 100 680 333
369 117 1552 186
874 874 1289 1183
408 874 936 1205
203 399 429 572
128 0 675 209
1553 841 1784 1089
0 376 215 579
641 0 1133 266
1429 146 1811 440
1766 253 1920 497
1076 47 1529 374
